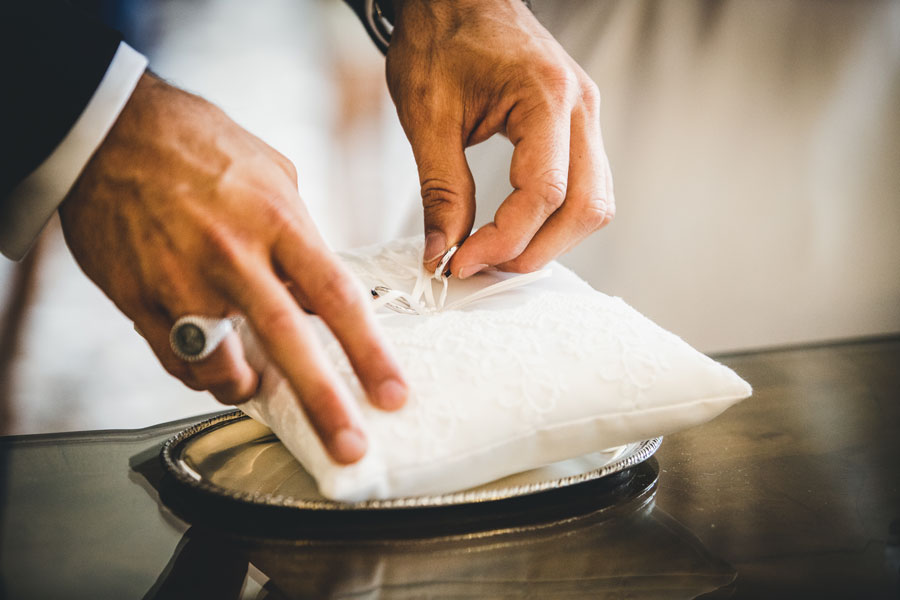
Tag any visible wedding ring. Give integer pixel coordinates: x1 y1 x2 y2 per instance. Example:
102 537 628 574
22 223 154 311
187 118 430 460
169 315 243 362
434 245 458 279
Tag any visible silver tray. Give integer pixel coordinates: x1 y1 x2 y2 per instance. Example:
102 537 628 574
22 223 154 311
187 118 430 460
162 411 662 511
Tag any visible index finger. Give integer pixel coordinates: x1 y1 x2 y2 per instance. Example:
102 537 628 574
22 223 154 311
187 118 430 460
274 227 409 413
228 266 368 465
450 100 573 276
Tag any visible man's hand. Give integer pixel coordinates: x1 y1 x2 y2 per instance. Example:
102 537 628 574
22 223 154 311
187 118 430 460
386 0 615 277
59 73 407 464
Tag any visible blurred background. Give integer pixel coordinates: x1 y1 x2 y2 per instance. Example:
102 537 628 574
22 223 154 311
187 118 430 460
1 0 898 434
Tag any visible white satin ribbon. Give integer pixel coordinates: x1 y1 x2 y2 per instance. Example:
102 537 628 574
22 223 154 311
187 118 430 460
371 245 551 315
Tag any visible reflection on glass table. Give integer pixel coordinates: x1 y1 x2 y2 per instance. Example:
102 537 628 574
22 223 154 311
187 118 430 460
2 338 899 598
143 460 736 599
0 412 734 600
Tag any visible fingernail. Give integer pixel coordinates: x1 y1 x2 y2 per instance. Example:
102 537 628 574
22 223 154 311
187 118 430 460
376 378 407 411
330 428 368 464
458 264 488 279
424 231 447 263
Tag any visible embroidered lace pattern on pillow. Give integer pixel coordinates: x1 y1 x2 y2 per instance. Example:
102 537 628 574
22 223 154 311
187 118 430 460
241 236 752 500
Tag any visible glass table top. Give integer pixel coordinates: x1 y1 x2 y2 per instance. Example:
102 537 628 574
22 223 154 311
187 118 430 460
1 338 898 598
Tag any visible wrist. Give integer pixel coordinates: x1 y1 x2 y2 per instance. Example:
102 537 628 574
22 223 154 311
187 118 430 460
392 0 529 14
385 0 533 48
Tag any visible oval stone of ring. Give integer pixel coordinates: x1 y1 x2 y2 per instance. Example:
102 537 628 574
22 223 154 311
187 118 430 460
174 323 206 357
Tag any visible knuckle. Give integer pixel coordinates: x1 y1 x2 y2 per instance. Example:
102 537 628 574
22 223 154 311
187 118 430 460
180 373 205 391
580 80 601 112
255 305 298 341
577 196 615 232
419 176 469 212
537 62 578 102
421 192 454 214
534 169 568 212
154 339 192 381
161 357 191 382
316 266 363 312
193 365 247 393
253 189 295 229
204 225 246 269
537 61 576 86
279 155 298 184
202 228 253 287
605 199 617 223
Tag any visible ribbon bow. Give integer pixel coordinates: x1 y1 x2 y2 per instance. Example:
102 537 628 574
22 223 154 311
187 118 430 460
370 245 550 315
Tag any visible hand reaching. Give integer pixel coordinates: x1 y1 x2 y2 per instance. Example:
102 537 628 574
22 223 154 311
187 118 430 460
59 73 407 464
386 0 615 277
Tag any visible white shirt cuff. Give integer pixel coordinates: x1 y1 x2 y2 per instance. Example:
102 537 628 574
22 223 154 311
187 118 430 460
0 42 148 260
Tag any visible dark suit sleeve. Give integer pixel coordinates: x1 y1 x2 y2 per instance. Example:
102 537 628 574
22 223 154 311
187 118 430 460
0 0 123 199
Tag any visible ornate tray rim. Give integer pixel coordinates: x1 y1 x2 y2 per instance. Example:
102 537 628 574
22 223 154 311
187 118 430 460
161 410 662 511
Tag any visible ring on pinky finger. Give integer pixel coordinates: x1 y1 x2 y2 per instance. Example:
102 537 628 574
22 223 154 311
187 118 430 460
168 315 244 362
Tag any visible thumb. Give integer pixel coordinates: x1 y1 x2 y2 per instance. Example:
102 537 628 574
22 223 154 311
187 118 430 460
412 132 476 271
